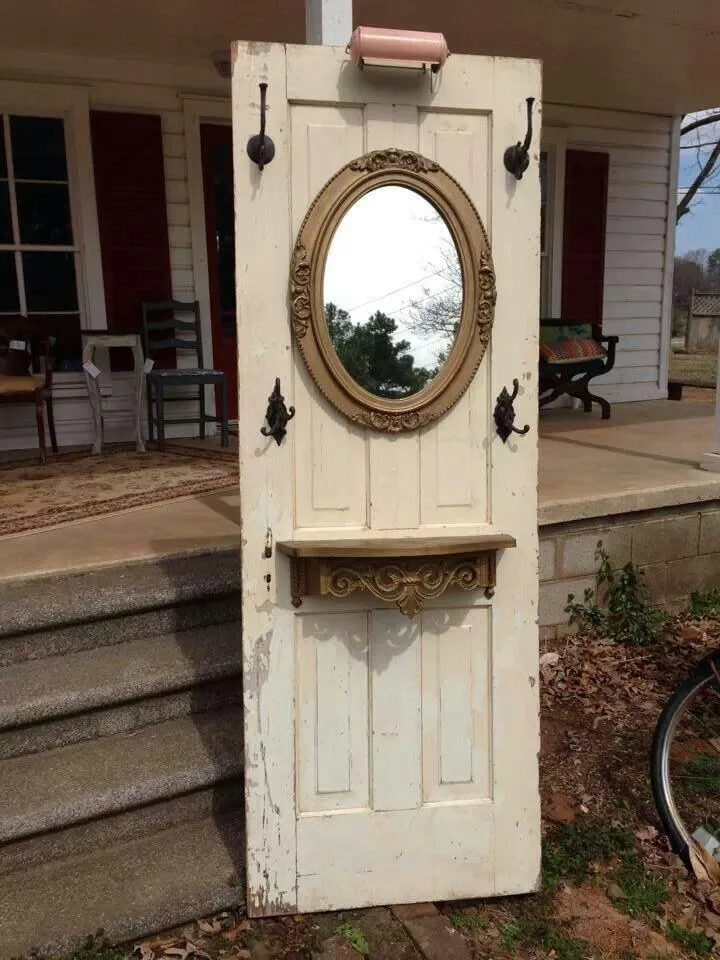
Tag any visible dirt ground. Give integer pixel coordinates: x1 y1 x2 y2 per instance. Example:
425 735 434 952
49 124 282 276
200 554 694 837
96 618 720 960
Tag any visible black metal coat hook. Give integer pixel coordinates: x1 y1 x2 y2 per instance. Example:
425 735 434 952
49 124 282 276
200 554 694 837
247 82 275 171
494 379 531 443
503 97 535 181
261 378 295 445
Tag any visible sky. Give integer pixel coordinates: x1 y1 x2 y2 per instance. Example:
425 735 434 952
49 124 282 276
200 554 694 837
323 185 460 370
675 114 720 256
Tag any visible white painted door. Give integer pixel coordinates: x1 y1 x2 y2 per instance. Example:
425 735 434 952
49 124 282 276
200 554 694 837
234 42 542 915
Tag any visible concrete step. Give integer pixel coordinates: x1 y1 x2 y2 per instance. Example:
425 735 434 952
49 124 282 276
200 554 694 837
0 779 244 877
0 706 244 844
0 547 241 640
0 676 242 761
0 591 241 667
0 621 242 732
0 812 246 959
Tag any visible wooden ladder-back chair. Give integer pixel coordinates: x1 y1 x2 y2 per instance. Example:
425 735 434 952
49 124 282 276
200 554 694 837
0 316 57 462
141 299 229 452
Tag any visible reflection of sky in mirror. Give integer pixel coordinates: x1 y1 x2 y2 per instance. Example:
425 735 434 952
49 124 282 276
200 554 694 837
323 186 461 370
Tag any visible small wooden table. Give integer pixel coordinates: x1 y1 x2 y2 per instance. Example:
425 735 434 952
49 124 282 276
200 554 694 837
81 332 146 454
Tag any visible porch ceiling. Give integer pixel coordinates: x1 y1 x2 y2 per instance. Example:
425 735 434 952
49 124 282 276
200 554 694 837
1 0 718 114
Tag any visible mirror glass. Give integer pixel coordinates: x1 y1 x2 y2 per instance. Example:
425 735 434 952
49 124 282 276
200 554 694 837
323 186 463 399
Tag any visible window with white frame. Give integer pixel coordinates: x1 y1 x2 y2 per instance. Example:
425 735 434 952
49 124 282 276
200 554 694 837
0 113 82 370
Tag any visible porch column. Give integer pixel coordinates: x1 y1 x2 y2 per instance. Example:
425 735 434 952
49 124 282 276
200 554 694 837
305 0 352 45
699 340 720 471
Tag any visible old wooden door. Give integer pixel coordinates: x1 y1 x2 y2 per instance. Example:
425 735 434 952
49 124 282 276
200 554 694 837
234 42 541 915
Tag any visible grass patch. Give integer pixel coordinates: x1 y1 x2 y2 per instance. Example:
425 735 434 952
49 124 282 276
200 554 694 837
679 754 720 797
669 350 717 386
335 923 370 956
544 822 669 920
449 910 488 931
499 920 522 951
689 587 720 619
57 935 126 960
499 900 587 960
667 922 714 956
612 855 670 919
542 822 636 891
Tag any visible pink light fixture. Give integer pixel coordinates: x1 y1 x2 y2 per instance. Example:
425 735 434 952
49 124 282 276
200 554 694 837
347 26 449 73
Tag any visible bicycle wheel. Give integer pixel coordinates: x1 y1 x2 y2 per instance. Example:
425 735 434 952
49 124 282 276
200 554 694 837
651 654 720 866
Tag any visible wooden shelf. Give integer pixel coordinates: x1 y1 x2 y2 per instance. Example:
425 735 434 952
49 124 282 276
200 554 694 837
277 533 516 560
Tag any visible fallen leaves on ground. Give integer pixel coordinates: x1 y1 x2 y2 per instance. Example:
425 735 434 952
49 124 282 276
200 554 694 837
133 938 210 960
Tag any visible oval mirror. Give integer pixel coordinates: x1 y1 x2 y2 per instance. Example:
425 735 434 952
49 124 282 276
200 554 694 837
290 149 495 433
323 186 462 400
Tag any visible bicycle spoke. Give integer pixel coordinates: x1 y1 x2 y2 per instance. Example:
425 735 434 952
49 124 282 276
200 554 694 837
681 708 720 749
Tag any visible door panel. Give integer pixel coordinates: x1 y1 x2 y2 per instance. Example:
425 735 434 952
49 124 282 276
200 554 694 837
421 607 492 803
234 42 541 915
296 610 370 814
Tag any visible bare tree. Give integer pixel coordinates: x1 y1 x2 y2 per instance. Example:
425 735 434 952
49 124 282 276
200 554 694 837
677 110 720 222
406 243 462 341
404 212 463 360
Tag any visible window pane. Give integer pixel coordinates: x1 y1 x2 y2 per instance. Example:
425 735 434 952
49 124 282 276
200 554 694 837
0 117 6 179
10 116 67 181
0 251 19 311
22 251 78 311
17 183 72 245
0 182 12 244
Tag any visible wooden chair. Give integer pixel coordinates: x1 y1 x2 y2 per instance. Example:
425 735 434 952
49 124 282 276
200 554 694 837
141 299 229 452
539 318 619 420
0 318 57 463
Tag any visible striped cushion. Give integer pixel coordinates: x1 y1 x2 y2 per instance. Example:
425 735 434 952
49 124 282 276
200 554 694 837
540 338 606 364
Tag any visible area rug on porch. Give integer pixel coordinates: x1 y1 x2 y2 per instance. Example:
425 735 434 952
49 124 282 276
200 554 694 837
0 444 239 537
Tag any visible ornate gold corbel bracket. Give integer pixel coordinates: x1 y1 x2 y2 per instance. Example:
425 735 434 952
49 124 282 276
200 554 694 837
290 552 497 617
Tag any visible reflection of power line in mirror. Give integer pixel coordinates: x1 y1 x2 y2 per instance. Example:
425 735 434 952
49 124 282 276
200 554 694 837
345 269 444 313
384 285 457 320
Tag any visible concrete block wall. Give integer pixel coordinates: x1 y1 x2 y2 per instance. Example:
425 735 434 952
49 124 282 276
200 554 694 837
539 502 720 640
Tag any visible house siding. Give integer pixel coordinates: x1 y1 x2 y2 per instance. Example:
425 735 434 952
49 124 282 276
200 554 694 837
0 62 216 450
545 104 676 404
163 109 195 304
0 66 678 451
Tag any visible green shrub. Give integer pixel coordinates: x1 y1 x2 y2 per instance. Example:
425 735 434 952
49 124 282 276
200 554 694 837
566 542 667 645
688 587 720 619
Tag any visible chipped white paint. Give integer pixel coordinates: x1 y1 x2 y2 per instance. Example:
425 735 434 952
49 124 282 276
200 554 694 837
234 42 541 915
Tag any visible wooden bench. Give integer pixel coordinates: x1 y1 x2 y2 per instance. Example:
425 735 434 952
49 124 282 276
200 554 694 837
539 318 619 420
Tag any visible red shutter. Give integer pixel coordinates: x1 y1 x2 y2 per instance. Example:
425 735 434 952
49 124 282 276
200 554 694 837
561 150 609 327
90 111 172 369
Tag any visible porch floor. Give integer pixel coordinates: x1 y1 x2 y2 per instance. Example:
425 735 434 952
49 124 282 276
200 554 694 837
1 398 719 582
539 395 720 525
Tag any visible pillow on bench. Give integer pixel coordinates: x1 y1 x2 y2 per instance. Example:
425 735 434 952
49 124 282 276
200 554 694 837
540 338 606 364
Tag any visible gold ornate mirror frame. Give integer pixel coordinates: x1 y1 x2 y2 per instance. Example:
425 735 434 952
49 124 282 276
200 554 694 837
290 149 496 433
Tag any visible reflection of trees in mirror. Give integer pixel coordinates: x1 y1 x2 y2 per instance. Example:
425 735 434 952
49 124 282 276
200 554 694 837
406 212 462 359
326 302 435 399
